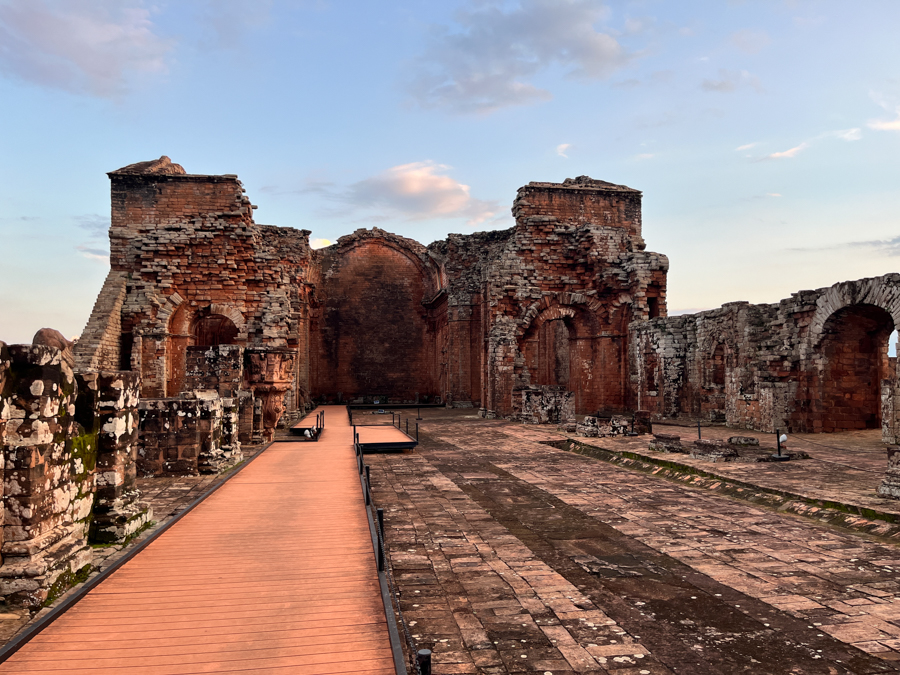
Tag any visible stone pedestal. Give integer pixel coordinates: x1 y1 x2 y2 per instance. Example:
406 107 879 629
79 371 152 544
877 446 900 499
0 345 92 607
247 349 296 443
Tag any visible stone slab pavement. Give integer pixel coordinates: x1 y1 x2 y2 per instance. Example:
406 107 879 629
369 409 900 674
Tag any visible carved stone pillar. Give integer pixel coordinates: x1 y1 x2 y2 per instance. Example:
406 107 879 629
246 349 296 443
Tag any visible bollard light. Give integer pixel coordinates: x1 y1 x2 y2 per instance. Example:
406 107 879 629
772 429 790 462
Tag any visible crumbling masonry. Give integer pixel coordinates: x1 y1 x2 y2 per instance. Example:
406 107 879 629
3 155 899 605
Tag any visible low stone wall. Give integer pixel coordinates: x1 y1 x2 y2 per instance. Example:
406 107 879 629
138 392 242 476
77 371 152 544
0 345 93 606
513 385 575 424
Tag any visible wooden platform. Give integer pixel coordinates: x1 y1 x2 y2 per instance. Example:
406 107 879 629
0 406 396 675
355 425 418 453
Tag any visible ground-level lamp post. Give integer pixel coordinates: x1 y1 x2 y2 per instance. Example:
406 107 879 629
772 429 790 462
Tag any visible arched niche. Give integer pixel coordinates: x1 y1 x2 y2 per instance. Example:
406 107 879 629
192 314 239 347
818 303 895 431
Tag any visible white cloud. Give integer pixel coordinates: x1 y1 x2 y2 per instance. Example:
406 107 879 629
635 153 654 160
868 103 900 131
345 162 500 226
766 193 782 197
870 117 900 131
735 142 757 151
828 128 862 141
556 143 572 157
701 69 763 93
764 142 808 160
310 238 332 249
407 0 629 114
754 127 861 162
729 29 770 55
0 0 171 97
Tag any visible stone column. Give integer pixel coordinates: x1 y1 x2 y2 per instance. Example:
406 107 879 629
0 345 92 607
79 371 152 544
247 349 296 442
877 446 900 499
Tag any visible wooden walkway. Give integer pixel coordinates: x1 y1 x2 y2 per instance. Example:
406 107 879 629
0 406 396 675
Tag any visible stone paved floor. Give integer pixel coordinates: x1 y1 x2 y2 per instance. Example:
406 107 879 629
370 410 900 674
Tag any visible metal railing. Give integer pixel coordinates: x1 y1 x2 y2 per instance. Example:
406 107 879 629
354 435 429 675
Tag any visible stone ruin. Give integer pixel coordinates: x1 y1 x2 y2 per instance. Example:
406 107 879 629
4 155 900 605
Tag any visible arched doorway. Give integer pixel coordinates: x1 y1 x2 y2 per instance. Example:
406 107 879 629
193 314 239 347
820 304 894 431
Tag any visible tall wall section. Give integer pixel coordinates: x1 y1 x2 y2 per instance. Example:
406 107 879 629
310 229 443 402
629 274 900 437
105 157 315 411
471 176 668 418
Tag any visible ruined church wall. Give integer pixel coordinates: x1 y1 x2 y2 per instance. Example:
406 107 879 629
629 274 900 435
311 230 441 402
428 230 513 407
107 171 314 401
477 179 668 418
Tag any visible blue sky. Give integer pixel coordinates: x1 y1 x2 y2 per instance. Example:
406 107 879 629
1 0 898 345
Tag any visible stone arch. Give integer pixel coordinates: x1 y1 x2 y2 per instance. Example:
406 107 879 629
518 292 628 414
816 303 895 431
809 276 900 348
312 232 443 401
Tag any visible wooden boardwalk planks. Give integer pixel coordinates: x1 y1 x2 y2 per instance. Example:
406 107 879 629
0 406 396 675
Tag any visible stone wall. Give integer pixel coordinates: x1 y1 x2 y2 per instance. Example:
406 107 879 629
312 229 442 402
76 371 151 544
137 392 241 476
184 345 244 396
73 270 128 372
629 275 900 436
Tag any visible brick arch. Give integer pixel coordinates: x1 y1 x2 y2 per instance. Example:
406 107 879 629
312 235 441 401
809 276 900 347
331 231 444 299
207 304 246 330
518 291 614 339
517 291 630 414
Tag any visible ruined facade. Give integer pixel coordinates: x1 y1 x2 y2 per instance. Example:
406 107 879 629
73 160 667 436
629 276 900 439
72 157 898 439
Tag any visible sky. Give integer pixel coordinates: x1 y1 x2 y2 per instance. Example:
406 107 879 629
1 0 899 346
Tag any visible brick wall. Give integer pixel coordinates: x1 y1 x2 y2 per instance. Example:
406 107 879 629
312 230 442 402
629 275 900 436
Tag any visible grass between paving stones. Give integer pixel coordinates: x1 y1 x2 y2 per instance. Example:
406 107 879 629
546 438 900 541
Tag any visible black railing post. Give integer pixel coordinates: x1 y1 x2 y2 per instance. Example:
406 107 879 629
376 508 385 572
697 420 702 440
417 649 432 675
365 464 371 505
406 418 409 434
416 422 419 442
416 407 422 421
